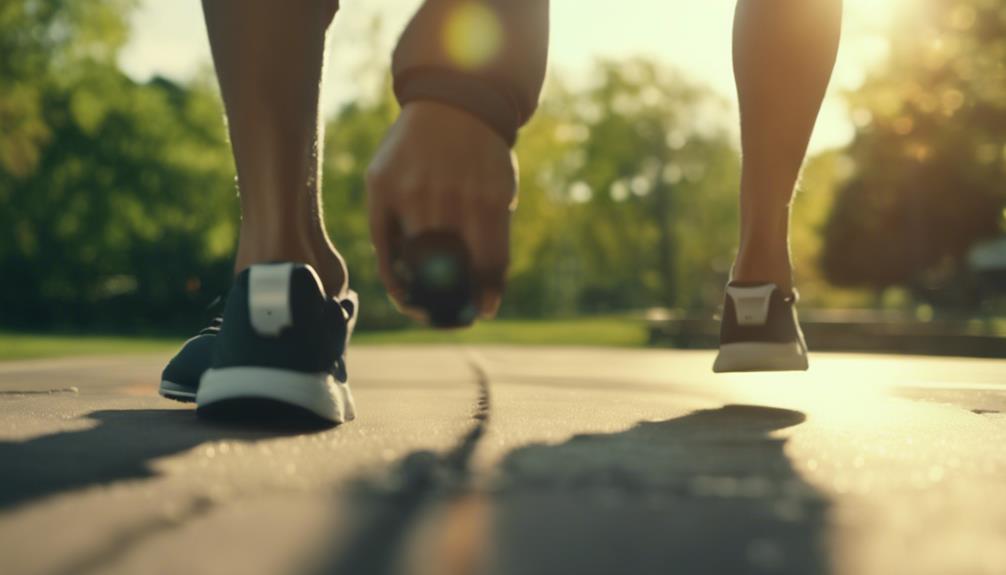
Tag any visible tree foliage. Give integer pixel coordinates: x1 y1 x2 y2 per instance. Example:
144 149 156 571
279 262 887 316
1 7 743 331
320 59 740 326
822 0 1006 304
0 2 236 329
512 60 740 314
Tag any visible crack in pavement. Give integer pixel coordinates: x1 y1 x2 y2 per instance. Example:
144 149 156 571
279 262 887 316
50 495 217 575
2 351 493 575
0 387 79 396
318 349 491 575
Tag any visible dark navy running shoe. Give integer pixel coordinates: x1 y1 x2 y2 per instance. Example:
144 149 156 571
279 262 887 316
160 315 222 402
196 262 358 424
713 282 809 373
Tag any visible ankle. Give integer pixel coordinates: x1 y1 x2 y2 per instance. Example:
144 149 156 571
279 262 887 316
235 231 348 298
308 240 349 299
732 253 793 293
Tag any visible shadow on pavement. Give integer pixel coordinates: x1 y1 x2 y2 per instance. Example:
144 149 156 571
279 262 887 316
314 404 830 575
0 409 313 511
315 377 492 575
486 404 830 575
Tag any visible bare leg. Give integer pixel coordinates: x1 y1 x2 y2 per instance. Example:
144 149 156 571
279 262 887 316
202 0 347 297
731 0 842 292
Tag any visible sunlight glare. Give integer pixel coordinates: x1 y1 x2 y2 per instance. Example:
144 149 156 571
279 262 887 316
715 356 902 423
443 2 502 70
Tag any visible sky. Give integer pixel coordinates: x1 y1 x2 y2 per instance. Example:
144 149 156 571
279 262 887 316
118 0 903 154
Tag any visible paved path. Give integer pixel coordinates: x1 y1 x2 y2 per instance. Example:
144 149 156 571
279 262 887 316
1 347 1004 575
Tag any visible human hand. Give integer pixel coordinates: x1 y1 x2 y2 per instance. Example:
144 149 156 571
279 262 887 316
366 101 517 322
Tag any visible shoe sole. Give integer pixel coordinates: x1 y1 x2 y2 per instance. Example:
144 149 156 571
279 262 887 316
196 367 355 424
159 380 197 403
713 341 809 373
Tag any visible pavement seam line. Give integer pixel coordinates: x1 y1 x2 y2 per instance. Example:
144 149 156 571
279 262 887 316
49 496 217 575
317 347 493 575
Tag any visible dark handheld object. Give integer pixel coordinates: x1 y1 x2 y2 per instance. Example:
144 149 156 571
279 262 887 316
397 231 479 328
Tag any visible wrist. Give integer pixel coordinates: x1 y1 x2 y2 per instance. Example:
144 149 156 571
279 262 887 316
394 67 520 146
400 101 510 149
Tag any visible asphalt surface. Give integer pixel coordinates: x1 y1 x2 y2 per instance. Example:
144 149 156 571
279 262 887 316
1 346 1004 575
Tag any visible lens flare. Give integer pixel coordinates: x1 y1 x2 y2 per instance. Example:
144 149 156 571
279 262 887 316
443 2 503 70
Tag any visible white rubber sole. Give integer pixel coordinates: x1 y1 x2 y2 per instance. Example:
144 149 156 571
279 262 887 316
159 380 196 402
713 341 809 373
197 367 355 424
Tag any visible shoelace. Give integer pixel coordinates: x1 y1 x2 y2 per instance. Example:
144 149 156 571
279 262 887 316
326 299 355 347
197 316 223 336
196 296 224 336
326 295 358 381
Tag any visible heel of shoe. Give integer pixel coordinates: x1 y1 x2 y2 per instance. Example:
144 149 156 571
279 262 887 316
213 263 341 375
713 342 809 373
197 366 352 423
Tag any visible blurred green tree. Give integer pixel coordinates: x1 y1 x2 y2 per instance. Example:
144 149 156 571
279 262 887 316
320 58 741 324
0 1 236 330
822 0 1006 308
0 0 134 177
510 60 740 314
0 3 742 331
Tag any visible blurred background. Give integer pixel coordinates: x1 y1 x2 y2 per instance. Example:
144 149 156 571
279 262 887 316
2 0 1005 353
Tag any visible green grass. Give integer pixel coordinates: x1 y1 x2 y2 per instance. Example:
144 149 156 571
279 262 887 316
0 317 648 362
354 316 648 347
0 332 179 362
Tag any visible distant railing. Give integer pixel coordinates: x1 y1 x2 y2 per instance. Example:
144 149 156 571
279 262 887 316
646 308 1006 359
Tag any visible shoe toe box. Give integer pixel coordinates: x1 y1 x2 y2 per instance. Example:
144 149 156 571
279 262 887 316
161 333 216 392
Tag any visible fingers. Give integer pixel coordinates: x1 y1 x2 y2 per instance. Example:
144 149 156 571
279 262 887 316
366 173 408 311
462 183 512 319
372 185 510 323
365 102 516 326
369 177 513 323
